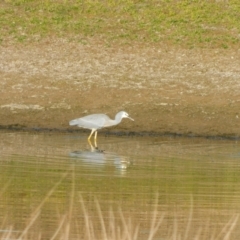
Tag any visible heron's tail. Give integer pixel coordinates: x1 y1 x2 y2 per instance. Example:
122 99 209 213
69 119 79 126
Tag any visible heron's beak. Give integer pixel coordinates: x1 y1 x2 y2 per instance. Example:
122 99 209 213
128 116 134 121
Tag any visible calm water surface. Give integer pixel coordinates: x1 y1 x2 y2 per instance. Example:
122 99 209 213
1 131 240 239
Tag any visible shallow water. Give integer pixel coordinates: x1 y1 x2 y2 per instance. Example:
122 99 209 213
1 130 240 239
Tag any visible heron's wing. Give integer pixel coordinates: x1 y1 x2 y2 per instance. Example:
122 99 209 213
78 118 101 129
70 114 109 129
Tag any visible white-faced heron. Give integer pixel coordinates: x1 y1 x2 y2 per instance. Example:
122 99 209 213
69 111 134 143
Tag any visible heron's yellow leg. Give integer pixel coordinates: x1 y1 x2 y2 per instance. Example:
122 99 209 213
88 140 95 151
94 131 98 148
88 129 95 141
94 131 98 141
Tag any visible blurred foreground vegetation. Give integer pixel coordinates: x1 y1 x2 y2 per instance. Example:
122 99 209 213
0 0 240 48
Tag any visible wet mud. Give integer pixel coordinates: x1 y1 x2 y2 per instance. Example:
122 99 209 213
1 38 240 138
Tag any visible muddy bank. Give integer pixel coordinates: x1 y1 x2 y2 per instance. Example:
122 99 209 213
1 38 240 138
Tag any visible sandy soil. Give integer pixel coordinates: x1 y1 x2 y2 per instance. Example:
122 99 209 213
1 38 240 138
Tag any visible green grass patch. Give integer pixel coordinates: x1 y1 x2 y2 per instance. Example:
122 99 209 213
0 0 240 47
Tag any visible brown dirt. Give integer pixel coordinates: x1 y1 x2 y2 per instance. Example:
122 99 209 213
1 38 240 138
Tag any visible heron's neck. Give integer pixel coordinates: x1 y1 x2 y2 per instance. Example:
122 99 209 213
114 114 123 125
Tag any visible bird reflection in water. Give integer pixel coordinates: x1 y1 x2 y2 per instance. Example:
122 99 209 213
69 142 130 173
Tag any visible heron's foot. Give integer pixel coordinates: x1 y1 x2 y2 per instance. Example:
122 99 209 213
95 148 105 153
